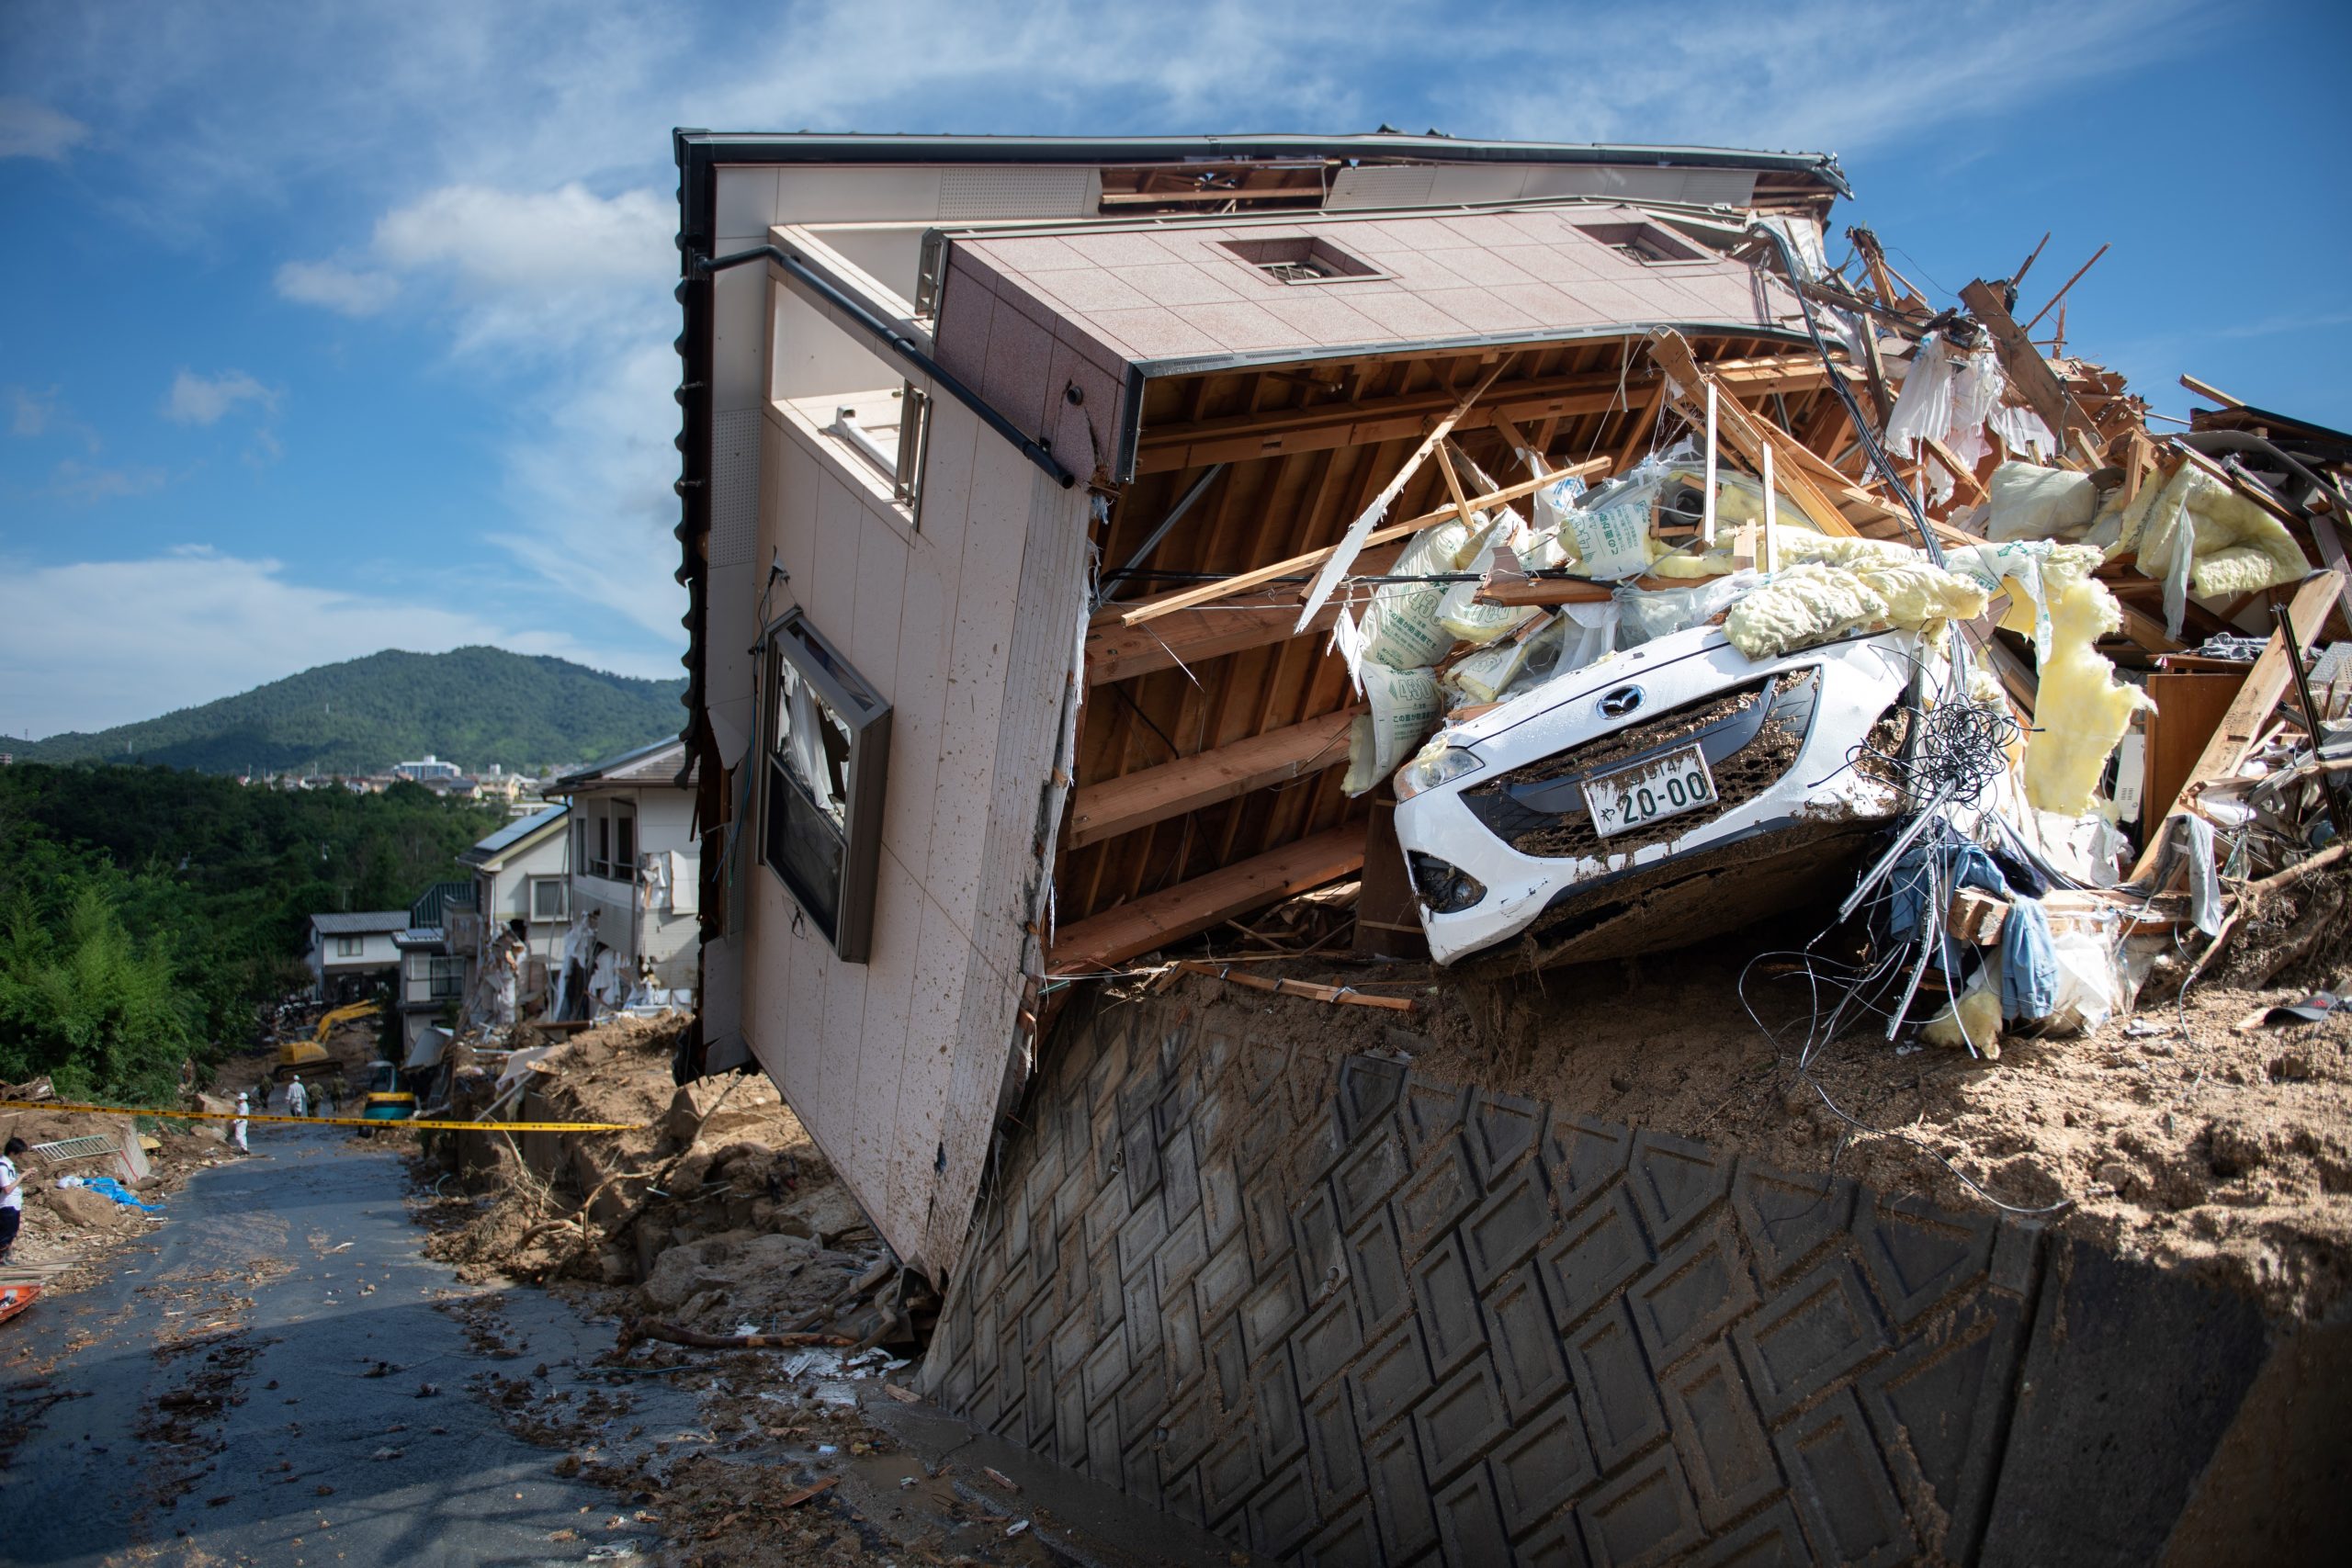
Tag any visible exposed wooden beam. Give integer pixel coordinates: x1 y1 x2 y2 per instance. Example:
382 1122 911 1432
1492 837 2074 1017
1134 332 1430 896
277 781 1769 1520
1649 332 1864 538
2129 570 2344 886
1107 457 1610 629
1133 355 1838 476
1960 278 2098 446
1066 709 1357 849
1085 596 1344 685
1046 824 1367 972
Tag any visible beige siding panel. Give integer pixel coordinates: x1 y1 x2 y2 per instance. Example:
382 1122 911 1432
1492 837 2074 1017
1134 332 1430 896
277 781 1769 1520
815 931 874 1199
850 512 909 698
812 471 864 625
849 848 924 1199
886 890 967 1239
765 412 821 602
780 893 832 1138
923 463 1092 1275
923 431 1032 938
882 542 951 886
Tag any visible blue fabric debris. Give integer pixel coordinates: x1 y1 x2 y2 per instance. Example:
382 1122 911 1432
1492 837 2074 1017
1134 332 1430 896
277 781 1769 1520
1887 825 2011 975
1999 897 2058 1022
58 1174 165 1213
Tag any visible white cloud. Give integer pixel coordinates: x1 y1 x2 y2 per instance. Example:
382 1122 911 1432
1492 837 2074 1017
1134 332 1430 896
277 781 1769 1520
47 459 167 504
0 96 87 160
163 367 277 425
0 547 662 739
10 385 60 437
275 258 401 316
375 182 671 292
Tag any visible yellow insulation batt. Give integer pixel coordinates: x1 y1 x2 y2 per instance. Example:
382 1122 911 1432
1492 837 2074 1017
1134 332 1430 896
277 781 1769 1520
2115 461 2308 601
1724 535 1990 660
1998 546 2151 815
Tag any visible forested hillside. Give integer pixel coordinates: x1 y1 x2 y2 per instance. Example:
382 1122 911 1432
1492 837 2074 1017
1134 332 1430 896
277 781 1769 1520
0 763 505 1104
18 646 685 776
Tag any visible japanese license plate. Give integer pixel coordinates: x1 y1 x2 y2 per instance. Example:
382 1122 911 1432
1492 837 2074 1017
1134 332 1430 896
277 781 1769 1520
1584 744 1718 839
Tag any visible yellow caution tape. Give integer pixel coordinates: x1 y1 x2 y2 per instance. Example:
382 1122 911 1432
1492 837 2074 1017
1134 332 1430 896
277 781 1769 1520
0 1099 643 1134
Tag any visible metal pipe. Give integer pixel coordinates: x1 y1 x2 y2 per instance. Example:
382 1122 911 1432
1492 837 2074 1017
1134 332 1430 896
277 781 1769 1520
2277 599 2352 841
696 243 1075 490
1098 463 1225 602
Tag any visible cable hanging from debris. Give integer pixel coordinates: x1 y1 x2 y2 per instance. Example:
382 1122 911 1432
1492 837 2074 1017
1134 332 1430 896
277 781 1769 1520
1747 220 1944 566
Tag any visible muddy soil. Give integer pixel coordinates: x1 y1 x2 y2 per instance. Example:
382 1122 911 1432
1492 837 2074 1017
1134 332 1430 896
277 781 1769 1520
1128 866 2352 1323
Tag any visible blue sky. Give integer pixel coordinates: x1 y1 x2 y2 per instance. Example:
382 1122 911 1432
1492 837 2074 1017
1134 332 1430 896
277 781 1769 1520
2 0 2346 739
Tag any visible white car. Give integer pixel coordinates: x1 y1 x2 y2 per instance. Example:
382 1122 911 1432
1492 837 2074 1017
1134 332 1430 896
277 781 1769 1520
1393 623 1917 968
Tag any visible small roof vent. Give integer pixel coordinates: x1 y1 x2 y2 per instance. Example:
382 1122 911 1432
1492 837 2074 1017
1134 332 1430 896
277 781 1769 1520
1219 235 1388 286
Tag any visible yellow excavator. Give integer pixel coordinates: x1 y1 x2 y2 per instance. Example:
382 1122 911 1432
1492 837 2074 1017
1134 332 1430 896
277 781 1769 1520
275 999 379 1081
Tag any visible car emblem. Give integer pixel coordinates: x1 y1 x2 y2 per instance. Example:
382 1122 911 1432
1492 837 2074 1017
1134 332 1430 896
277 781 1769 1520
1599 685 1644 718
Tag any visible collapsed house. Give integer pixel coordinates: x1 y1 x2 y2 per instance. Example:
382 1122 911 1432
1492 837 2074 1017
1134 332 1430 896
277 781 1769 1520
662 131 2352 1562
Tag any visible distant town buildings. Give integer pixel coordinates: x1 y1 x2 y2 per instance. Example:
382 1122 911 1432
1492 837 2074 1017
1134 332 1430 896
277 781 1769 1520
391 754 464 783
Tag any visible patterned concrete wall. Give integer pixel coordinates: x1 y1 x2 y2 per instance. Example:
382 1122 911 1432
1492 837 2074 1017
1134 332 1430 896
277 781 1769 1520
919 992 2272 1565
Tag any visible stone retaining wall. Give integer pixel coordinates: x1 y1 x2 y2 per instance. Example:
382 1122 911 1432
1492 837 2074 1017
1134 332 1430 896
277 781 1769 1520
919 991 2319 1564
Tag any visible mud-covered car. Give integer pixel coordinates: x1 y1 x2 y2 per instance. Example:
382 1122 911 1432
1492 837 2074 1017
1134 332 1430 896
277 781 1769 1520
1394 621 1917 968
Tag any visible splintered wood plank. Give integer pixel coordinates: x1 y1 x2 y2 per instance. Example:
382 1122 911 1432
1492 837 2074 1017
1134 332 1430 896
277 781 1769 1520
1046 824 1366 972
2129 570 2345 885
1960 278 2098 446
1065 710 1357 849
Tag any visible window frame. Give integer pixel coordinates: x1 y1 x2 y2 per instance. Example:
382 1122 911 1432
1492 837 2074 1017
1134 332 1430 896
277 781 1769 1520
760 606 891 964
528 875 569 922
334 933 363 958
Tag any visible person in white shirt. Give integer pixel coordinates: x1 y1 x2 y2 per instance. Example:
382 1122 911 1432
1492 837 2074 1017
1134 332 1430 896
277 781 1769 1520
0 1137 28 1262
286 1077 309 1119
232 1094 250 1154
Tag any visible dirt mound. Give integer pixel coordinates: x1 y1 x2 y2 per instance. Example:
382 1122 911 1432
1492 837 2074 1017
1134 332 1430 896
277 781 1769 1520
1123 874 2352 1323
412 1014 899 1345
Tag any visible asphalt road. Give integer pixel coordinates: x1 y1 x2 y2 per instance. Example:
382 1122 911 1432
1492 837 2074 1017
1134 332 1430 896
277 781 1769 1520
0 1124 684 1567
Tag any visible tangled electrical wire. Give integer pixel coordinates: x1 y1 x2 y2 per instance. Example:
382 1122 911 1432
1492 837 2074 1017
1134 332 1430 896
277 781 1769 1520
1849 689 2026 813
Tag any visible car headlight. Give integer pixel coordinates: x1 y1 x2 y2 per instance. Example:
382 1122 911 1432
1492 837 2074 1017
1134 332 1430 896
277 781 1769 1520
1395 742 1484 800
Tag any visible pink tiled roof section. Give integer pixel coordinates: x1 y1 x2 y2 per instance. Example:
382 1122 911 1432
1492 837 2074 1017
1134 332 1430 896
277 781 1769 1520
946 205 1795 370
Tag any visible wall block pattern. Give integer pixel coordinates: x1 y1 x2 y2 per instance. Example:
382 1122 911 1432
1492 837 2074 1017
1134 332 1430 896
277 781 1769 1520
920 994 2272 1565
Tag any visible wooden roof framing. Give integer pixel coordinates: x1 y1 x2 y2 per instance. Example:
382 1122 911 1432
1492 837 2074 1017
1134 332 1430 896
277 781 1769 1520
1047 332 1861 973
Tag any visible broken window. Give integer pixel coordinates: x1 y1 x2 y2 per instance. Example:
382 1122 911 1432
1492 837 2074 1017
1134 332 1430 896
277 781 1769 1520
761 607 891 963
614 807 636 874
529 876 568 922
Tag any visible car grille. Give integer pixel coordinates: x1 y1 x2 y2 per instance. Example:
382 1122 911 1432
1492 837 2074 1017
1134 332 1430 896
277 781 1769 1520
1465 670 1817 860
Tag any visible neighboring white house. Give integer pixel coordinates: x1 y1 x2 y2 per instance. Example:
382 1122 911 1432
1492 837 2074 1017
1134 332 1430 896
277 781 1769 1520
455 804 571 1019
391 881 473 1055
552 739 700 993
303 910 406 1004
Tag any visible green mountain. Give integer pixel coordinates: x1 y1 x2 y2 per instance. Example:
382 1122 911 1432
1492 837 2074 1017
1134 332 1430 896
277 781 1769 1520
17 646 687 776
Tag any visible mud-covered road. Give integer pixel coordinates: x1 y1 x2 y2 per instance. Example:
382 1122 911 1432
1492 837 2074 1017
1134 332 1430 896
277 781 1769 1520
0 1125 686 1566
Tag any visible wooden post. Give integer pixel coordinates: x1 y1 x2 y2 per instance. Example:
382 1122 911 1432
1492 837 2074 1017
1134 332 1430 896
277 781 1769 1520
1702 380 1719 546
